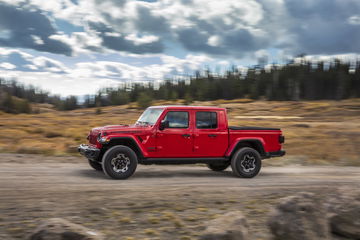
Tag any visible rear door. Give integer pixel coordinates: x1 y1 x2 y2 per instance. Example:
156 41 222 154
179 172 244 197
193 110 228 157
155 110 194 157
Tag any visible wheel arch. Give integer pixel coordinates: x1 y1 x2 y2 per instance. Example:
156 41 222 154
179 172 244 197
227 139 266 158
104 137 144 159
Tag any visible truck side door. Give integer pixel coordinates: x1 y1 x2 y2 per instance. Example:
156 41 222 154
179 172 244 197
155 110 194 157
193 110 228 157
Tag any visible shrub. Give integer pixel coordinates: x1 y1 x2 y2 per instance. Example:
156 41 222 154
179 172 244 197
45 131 63 138
14 98 31 113
183 93 193 105
0 93 31 114
95 108 102 115
137 92 153 109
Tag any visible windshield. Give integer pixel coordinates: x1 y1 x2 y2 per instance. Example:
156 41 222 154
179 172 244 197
136 108 164 125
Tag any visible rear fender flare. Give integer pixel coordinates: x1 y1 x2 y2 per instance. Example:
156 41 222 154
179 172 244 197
226 138 266 157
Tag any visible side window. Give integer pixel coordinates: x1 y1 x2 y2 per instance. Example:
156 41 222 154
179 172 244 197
164 111 189 128
196 112 218 129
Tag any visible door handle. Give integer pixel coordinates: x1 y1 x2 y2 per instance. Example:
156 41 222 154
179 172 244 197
208 134 217 138
182 134 191 138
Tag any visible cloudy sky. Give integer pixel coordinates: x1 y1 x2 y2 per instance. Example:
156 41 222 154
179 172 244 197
0 0 359 96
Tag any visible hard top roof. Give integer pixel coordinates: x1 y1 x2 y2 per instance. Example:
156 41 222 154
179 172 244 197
148 105 226 111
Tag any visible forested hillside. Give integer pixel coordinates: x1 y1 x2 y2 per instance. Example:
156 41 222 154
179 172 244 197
1 58 359 113
0 79 78 113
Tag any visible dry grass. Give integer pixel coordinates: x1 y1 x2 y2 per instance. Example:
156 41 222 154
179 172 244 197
0 99 359 165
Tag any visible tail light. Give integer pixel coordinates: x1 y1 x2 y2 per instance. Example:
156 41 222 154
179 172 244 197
279 135 285 143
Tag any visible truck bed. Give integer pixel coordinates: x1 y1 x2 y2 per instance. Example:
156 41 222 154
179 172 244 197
228 126 283 154
229 126 280 131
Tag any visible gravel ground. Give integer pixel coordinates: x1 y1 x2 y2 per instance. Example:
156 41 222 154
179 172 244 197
0 153 359 240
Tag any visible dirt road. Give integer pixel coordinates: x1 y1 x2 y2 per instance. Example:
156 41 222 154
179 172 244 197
1 154 359 239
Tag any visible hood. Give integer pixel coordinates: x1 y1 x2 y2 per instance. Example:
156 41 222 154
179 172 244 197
91 124 151 134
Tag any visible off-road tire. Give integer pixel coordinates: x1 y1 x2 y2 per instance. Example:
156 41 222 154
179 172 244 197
231 147 261 178
88 159 103 171
207 162 230 171
102 145 138 179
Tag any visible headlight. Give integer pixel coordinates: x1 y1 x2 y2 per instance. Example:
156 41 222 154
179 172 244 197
98 137 110 144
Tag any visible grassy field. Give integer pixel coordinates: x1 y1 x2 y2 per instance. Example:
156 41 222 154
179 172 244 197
0 99 359 165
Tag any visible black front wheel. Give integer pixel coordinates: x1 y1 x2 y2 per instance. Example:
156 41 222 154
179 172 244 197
207 162 230 171
102 145 138 179
88 159 103 171
231 147 261 178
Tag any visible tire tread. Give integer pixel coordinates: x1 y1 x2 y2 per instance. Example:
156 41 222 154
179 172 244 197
102 145 138 179
231 147 261 178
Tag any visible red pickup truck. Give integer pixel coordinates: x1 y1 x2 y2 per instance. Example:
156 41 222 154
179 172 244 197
79 106 285 179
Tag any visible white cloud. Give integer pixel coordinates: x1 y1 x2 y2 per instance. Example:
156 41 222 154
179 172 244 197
0 62 16 70
0 69 120 96
0 29 11 38
294 53 360 63
218 60 230 66
0 0 24 5
0 48 33 60
6 0 357 57
104 32 121 37
207 35 222 47
124 34 159 45
254 49 270 64
0 49 211 96
348 15 360 25
156 0 263 29
13 0 268 56
31 35 44 45
49 32 103 55
1 0 360 94
32 56 68 73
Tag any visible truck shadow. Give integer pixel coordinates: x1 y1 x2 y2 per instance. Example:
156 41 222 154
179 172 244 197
76 168 236 179
133 170 276 178
133 169 235 178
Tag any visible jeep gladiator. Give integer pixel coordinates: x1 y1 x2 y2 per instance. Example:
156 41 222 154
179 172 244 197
78 106 285 179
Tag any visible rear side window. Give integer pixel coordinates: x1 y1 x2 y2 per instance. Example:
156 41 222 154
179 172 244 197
196 112 217 129
164 111 189 128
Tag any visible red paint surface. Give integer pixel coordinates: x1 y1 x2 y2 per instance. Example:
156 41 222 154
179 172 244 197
87 106 284 158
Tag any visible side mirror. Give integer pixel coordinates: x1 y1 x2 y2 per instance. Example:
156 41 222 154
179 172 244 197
159 120 169 130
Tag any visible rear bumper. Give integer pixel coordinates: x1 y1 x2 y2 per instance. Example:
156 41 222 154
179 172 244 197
264 150 286 159
78 144 100 160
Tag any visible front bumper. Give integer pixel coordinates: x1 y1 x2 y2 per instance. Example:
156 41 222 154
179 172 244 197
78 144 100 160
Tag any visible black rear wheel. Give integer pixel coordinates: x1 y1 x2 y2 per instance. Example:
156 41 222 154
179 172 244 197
102 145 138 179
88 159 103 171
231 147 261 178
207 162 230 171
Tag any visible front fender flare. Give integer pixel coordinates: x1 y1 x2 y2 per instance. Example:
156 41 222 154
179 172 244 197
105 135 147 158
